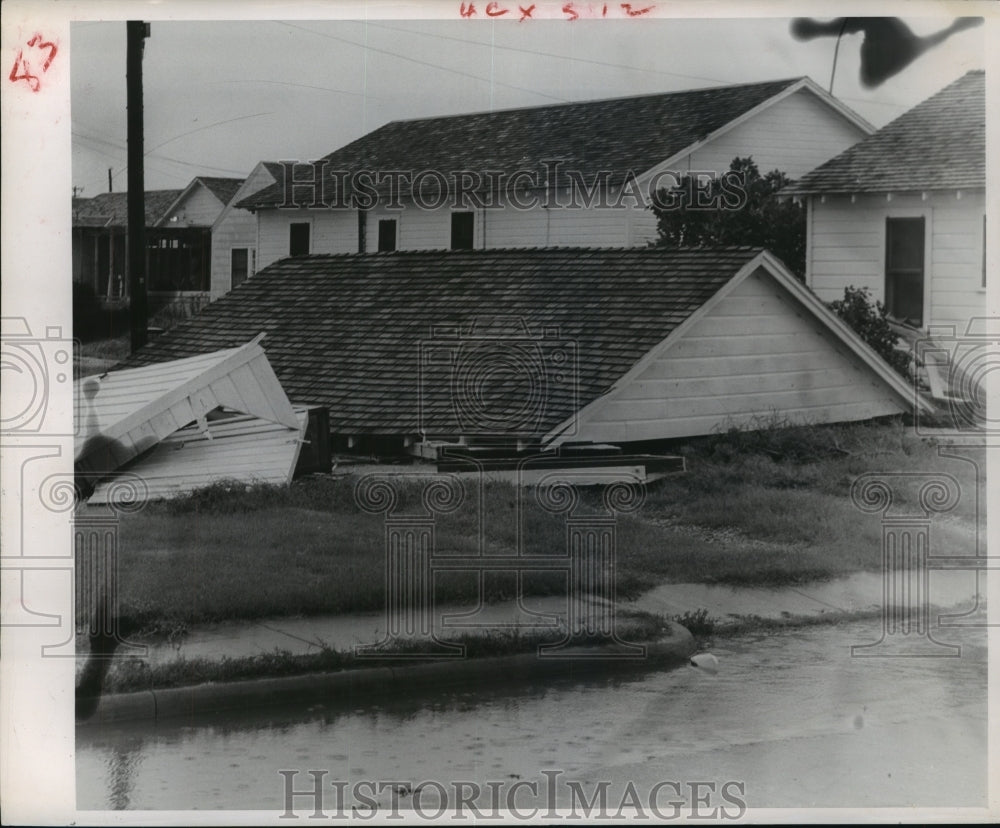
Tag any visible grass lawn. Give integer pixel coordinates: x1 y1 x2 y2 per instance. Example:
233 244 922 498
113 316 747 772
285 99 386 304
91 418 983 635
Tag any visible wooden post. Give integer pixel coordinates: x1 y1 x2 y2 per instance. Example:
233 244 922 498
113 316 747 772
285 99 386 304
127 21 149 352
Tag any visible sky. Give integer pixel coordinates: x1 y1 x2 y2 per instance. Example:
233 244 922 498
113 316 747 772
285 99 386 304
70 13 987 196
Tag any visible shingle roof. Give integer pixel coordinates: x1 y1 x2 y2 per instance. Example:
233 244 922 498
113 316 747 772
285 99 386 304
125 247 764 437
785 71 984 195
73 189 184 227
196 176 244 205
239 78 805 209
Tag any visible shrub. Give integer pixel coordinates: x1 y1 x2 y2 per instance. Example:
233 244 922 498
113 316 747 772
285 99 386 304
673 608 715 636
653 156 807 279
829 286 912 379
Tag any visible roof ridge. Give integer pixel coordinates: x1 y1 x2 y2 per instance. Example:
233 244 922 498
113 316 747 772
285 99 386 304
279 245 764 260
368 77 805 130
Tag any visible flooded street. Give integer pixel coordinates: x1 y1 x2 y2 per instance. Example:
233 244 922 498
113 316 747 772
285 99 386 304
77 619 988 813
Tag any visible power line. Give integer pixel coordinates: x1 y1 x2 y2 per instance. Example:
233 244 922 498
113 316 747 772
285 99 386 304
203 78 379 99
73 131 246 182
72 129 249 177
144 111 273 154
366 21 732 86
276 21 570 104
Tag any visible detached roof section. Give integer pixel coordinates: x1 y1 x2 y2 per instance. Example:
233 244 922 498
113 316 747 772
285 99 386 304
785 70 985 195
240 77 869 208
75 337 299 477
125 247 924 441
89 407 309 505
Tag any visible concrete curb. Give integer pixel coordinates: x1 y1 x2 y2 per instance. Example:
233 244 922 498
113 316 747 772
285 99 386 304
80 623 695 726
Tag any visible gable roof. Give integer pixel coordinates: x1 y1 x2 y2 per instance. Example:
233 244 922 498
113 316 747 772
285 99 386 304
124 247 921 440
156 176 245 227
785 71 985 195
72 189 184 228
239 77 868 209
211 162 284 233
197 176 244 205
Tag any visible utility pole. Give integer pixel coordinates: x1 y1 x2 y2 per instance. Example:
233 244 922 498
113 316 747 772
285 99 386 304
127 20 149 353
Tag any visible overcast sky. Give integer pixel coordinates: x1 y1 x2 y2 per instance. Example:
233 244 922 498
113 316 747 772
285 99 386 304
70 15 985 196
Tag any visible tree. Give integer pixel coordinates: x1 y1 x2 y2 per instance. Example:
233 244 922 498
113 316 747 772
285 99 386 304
652 157 807 279
828 286 912 379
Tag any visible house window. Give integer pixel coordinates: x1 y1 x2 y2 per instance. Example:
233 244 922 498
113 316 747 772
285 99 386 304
289 222 310 257
378 219 397 252
885 217 925 327
231 248 250 289
451 212 475 250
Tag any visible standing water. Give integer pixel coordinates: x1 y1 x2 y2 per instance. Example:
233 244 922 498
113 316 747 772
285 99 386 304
77 620 987 812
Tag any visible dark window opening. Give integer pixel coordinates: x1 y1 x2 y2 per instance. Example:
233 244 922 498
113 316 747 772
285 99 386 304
146 228 211 292
885 216 925 327
231 248 249 289
289 222 310 257
378 219 397 252
450 212 474 250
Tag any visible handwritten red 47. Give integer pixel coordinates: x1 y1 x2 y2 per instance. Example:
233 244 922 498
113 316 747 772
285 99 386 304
9 33 58 93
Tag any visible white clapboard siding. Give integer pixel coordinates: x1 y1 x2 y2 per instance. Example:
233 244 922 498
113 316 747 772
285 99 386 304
683 87 869 179
627 207 659 246
89 408 309 504
567 266 906 443
396 206 451 250
484 203 551 248
252 83 871 258
257 208 357 269
74 341 299 472
210 210 257 297
808 190 987 329
545 206 632 247
210 164 279 297
162 183 224 227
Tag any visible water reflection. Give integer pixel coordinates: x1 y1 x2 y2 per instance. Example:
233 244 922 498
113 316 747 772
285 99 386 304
103 737 146 810
77 622 987 811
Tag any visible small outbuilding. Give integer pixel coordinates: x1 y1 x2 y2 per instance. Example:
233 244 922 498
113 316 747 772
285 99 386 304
124 247 928 457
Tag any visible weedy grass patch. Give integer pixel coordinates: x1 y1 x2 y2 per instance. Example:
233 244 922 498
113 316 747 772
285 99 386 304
97 419 983 632
101 610 670 693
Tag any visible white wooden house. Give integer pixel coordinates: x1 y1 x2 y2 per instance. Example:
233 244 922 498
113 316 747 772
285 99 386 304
785 71 986 332
73 176 243 307
237 77 873 270
72 189 182 301
150 177 244 296
208 162 285 299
